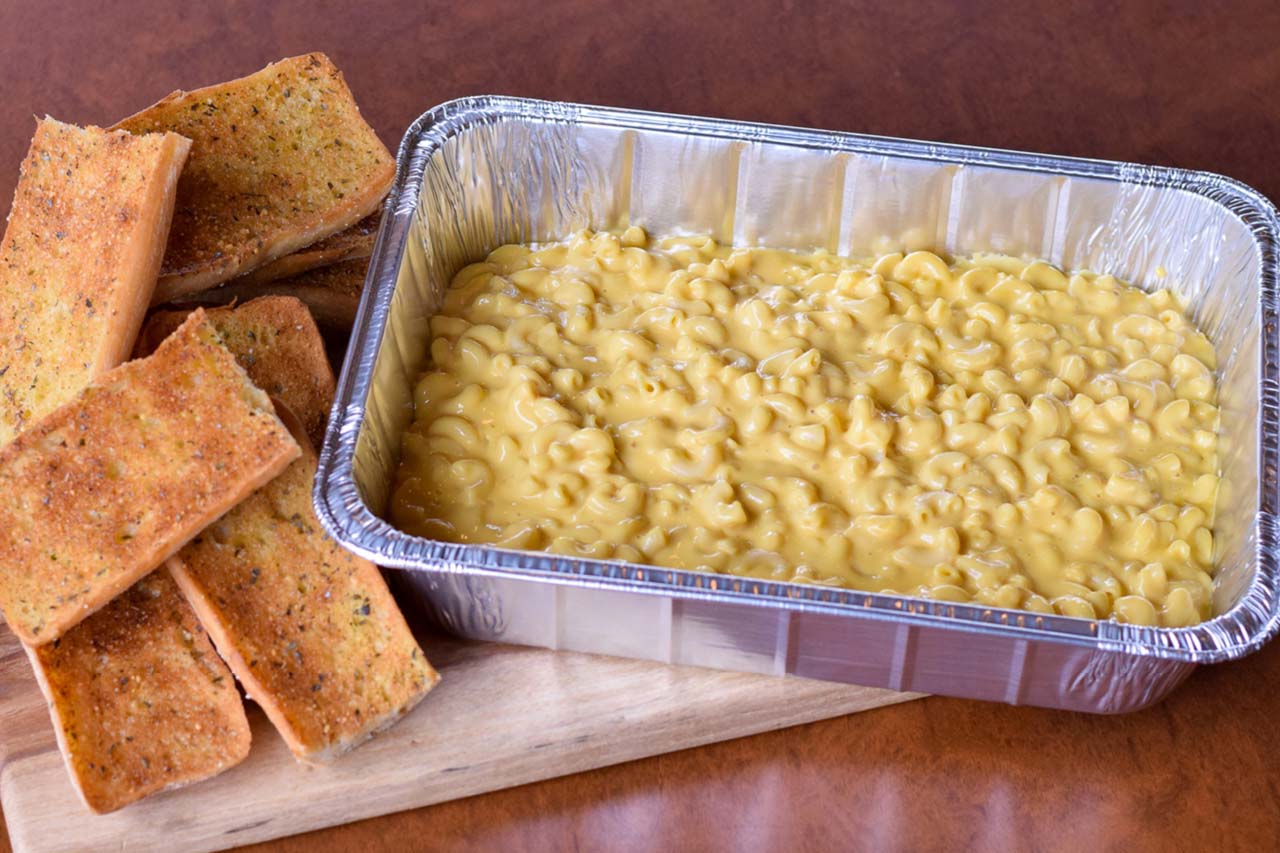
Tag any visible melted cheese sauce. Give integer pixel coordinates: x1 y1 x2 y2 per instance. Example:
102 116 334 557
390 228 1221 627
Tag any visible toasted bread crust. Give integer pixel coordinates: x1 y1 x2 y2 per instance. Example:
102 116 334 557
28 569 251 813
234 210 380 287
168 410 438 764
139 297 335 449
113 53 394 302
0 118 190 447
169 256 368 332
0 311 300 645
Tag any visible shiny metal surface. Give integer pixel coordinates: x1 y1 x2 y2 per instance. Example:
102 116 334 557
315 96 1280 712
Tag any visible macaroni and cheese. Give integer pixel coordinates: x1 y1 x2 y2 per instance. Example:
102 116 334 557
390 228 1220 627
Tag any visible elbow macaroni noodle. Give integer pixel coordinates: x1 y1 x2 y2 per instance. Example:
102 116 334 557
390 228 1221 627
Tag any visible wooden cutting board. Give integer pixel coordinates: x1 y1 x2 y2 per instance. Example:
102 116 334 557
0 622 918 853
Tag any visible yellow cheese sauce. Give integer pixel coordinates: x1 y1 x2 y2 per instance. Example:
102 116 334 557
390 228 1221 627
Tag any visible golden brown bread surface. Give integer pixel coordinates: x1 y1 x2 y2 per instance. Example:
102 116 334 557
138 296 335 449
171 256 368 332
0 310 300 645
27 569 251 814
0 118 190 447
113 53 394 302
168 410 438 764
234 210 380 287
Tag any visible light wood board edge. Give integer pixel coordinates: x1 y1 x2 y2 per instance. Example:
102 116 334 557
1 632 918 852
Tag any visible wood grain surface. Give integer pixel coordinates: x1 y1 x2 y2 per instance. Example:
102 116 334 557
1 1 1279 851
0 625 915 852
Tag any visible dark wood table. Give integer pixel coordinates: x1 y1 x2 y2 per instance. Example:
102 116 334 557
2 1 1279 849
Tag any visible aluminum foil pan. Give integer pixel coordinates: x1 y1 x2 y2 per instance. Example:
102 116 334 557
315 96 1280 713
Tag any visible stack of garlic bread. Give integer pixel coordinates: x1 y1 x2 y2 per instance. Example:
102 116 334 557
112 53 392 303
0 55 435 814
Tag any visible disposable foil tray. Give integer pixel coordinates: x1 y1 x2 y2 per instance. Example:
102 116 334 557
315 96 1280 712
